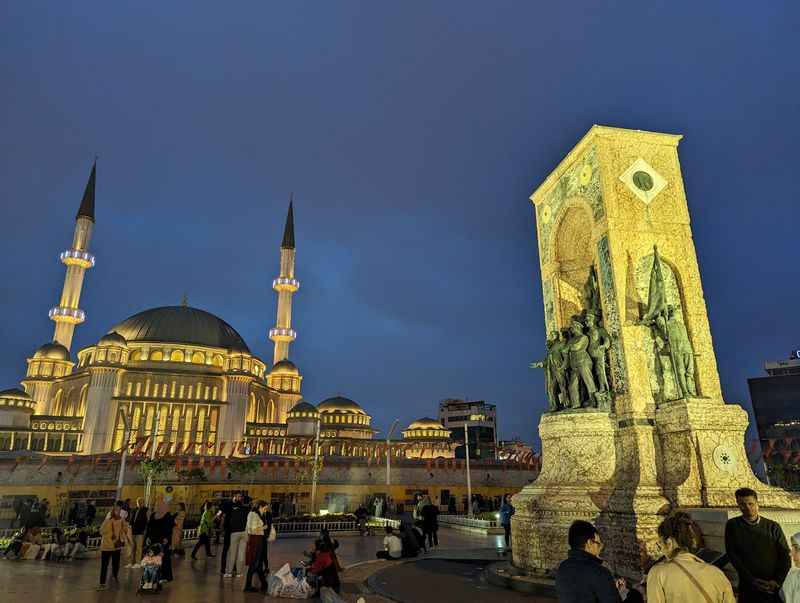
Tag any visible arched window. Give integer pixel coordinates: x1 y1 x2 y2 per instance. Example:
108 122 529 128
247 393 256 423
170 350 184 362
130 350 142 362
257 398 266 423
52 390 63 415
212 354 223 368
149 350 163 361
192 351 205 364
77 385 88 417
267 399 276 423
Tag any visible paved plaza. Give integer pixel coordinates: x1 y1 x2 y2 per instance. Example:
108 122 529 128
0 530 553 602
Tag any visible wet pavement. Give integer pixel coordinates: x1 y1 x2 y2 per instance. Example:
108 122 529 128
0 530 518 602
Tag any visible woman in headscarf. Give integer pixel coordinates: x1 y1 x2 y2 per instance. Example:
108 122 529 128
171 502 186 555
146 501 175 582
782 532 800 602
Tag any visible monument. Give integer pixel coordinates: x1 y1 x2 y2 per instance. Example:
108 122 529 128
515 125 800 577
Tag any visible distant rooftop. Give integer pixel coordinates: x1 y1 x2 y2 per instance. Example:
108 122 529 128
764 351 800 376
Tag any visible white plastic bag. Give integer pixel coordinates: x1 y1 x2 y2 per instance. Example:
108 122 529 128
275 562 295 586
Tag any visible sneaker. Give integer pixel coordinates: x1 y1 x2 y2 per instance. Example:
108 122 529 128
223 573 233 578
131 563 141 568
96 584 107 591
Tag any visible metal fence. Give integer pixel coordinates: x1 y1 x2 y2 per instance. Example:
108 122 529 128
438 513 498 529
367 516 400 529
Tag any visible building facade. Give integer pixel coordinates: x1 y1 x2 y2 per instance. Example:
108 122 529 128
438 398 497 460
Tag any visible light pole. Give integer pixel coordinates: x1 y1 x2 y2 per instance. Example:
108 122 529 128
386 419 399 488
115 408 130 501
310 418 321 514
464 422 473 517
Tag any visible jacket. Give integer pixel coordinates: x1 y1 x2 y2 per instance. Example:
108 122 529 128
499 501 515 526
310 550 341 591
228 503 248 533
99 517 125 552
421 504 439 530
198 509 214 536
554 549 621 603
131 506 149 536
646 552 735 602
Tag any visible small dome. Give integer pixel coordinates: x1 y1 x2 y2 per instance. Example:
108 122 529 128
407 417 447 431
0 388 31 400
33 342 70 361
97 331 127 347
288 401 318 417
317 396 366 415
270 359 299 375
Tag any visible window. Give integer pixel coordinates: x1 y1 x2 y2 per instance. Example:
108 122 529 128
170 350 184 362
212 354 223 368
192 351 205 364
130 350 142 362
149 350 163 361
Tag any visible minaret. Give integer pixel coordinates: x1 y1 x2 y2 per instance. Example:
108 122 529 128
49 161 96 351
269 196 299 364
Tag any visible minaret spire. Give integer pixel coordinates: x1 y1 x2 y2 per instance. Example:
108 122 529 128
269 195 299 364
49 161 97 350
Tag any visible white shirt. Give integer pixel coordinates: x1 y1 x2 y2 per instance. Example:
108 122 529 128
384 534 402 557
246 511 265 536
782 567 800 603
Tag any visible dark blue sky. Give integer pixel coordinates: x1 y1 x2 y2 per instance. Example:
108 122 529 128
1 2 798 445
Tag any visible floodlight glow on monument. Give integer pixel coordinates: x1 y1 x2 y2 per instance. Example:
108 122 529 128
516 125 800 579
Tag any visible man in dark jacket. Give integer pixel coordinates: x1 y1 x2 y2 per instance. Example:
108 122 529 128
725 487 790 602
555 520 621 603
128 498 148 567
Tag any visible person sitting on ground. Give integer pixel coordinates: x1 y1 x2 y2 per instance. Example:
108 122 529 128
725 487 790 603
399 524 422 558
376 526 403 560
43 527 67 561
65 529 89 560
140 544 163 590
646 511 734 602
555 520 622 603
3 526 27 559
308 541 341 595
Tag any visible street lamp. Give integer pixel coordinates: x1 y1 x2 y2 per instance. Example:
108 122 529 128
386 419 399 488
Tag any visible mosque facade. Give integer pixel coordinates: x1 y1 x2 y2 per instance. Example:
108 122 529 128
0 165 456 461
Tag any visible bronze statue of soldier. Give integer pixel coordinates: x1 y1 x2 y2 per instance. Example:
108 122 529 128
566 318 597 408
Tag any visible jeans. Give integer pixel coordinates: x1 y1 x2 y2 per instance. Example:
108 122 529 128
226 531 246 575
423 527 438 547
245 536 267 590
220 531 231 573
99 550 121 585
192 533 212 558
142 564 159 584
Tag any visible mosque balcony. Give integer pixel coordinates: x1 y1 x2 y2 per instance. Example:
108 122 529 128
272 277 300 292
269 327 297 342
30 416 83 432
49 306 85 324
60 249 95 269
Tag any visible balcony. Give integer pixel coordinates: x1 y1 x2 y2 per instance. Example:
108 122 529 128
60 249 95 268
49 306 85 324
269 327 297 342
272 277 300 292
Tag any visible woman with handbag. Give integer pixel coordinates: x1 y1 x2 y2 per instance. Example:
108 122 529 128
646 512 735 602
243 500 272 593
97 505 125 590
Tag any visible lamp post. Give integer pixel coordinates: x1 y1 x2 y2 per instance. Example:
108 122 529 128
386 419 399 488
115 408 130 501
310 417 321 514
464 422 473 517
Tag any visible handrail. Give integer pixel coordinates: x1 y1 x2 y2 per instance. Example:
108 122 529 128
438 513 498 528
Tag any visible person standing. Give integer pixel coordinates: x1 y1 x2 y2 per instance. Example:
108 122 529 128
129 498 148 567
725 487 791 602
171 502 186 555
224 495 249 578
217 493 236 574
191 501 216 560
421 497 439 548
85 500 97 526
243 500 271 592
499 493 515 549
646 512 734 602
146 502 175 582
555 520 621 603
355 504 368 535
97 505 125 590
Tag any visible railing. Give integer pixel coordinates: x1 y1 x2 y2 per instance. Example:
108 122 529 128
367 516 400 529
438 514 498 529
274 520 357 534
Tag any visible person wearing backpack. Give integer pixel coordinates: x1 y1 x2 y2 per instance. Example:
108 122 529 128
646 511 734 602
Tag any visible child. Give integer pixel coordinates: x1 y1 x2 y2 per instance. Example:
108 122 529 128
141 544 163 590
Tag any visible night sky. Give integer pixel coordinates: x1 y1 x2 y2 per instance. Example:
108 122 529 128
1 3 798 446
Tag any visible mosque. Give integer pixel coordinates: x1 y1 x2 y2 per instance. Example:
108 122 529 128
0 164 456 461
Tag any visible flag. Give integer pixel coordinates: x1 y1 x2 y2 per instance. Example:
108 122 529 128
642 245 667 321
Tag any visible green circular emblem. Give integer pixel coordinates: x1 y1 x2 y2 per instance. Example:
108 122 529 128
632 171 654 191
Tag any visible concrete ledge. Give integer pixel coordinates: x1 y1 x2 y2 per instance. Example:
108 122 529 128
440 524 504 535
485 561 557 597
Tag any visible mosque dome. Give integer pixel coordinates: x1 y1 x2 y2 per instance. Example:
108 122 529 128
406 417 447 431
317 396 366 415
287 401 318 417
108 306 250 352
270 359 299 375
33 342 70 361
97 331 127 347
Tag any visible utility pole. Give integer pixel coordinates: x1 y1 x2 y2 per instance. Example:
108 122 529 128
464 422 473 517
386 419 399 488
115 408 130 501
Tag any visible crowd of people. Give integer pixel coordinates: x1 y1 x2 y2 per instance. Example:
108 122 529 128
554 487 798 602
